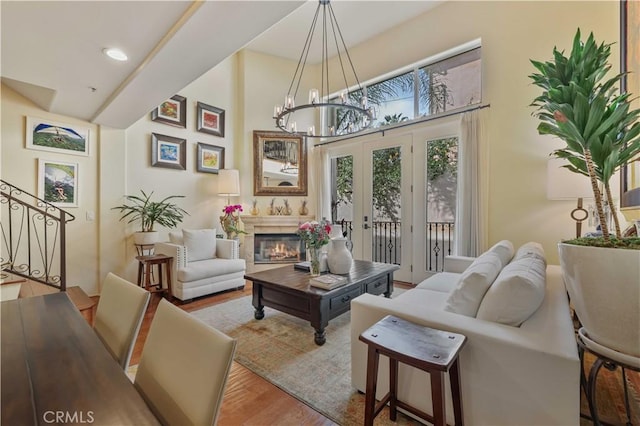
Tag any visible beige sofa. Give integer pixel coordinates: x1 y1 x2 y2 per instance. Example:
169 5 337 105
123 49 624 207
350 242 580 425
155 229 245 301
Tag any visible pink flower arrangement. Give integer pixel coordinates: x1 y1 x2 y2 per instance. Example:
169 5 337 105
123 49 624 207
223 204 243 215
296 220 332 248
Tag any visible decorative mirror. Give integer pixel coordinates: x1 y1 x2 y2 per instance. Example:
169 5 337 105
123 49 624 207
253 130 307 196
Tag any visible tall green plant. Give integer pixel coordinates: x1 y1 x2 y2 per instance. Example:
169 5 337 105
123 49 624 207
530 29 640 242
112 190 188 232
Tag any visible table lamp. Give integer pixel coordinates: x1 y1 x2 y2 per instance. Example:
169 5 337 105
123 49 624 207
547 158 594 238
218 169 240 205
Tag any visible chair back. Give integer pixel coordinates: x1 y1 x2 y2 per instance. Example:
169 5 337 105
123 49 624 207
134 299 236 426
94 272 150 370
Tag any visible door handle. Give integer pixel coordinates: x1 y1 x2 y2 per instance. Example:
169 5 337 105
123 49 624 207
363 224 370 230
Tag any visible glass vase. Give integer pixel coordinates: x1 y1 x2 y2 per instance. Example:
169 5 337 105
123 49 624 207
307 245 321 277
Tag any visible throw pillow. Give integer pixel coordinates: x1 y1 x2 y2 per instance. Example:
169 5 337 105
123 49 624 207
182 229 216 262
168 231 183 245
444 251 504 317
476 254 546 326
488 240 515 267
515 241 546 265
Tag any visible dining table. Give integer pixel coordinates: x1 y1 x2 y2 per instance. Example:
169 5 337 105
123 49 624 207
1 292 160 425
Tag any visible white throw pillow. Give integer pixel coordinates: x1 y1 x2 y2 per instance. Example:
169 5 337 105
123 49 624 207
515 241 546 265
476 254 546 326
444 251 505 317
488 240 515 267
182 229 216 262
168 231 183 245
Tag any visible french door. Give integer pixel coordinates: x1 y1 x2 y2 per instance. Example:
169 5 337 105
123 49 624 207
329 135 413 283
328 117 460 284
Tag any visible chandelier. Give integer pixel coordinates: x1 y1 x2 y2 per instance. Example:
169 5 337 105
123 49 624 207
273 0 373 138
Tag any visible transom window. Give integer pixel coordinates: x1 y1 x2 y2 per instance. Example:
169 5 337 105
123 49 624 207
327 46 481 132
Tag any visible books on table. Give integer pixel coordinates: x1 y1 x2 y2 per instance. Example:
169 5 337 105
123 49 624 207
294 261 311 272
309 274 348 290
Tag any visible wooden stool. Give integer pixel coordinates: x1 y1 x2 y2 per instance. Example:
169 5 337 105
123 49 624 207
359 315 467 426
136 254 173 299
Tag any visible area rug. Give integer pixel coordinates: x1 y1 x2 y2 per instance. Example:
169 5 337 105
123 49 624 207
190 292 420 426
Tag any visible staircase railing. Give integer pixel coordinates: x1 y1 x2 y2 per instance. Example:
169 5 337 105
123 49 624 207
1 180 75 290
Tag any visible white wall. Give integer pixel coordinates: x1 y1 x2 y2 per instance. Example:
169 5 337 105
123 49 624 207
120 55 240 278
1 84 101 293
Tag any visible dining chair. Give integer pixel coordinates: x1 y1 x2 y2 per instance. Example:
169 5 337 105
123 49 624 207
93 272 150 370
134 299 237 426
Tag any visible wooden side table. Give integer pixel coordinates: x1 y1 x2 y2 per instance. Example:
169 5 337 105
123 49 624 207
136 254 173 299
359 315 467 426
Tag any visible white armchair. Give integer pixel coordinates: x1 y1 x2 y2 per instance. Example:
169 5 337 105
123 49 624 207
155 229 246 302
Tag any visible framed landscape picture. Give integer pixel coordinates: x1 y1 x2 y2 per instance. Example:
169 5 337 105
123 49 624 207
151 133 186 170
38 159 79 208
196 142 224 174
26 117 89 156
151 95 186 128
196 102 225 137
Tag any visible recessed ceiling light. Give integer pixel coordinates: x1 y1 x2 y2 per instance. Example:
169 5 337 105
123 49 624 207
103 48 128 61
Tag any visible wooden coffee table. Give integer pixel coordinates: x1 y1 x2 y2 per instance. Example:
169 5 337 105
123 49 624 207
244 260 399 345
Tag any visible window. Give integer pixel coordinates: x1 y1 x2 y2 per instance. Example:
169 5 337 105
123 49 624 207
327 46 482 131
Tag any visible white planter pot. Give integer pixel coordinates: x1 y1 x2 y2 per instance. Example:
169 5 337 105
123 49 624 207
558 243 640 357
133 231 159 246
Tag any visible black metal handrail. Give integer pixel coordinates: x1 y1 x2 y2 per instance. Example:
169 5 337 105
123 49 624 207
335 219 454 272
1 180 75 290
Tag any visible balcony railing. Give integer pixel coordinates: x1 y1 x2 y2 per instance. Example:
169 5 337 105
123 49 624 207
1 180 75 290
335 219 454 272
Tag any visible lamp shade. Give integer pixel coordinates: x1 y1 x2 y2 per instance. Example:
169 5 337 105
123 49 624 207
218 169 240 196
546 158 593 200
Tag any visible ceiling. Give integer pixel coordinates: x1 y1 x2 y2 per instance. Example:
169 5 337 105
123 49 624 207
1 1 442 130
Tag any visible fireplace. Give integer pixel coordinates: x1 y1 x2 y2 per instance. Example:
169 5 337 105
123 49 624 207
240 215 315 272
254 233 306 264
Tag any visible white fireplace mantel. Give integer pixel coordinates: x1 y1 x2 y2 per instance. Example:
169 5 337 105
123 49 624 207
241 215 315 272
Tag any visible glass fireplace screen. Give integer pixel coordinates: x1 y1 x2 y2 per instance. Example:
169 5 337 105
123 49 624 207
254 233 306 264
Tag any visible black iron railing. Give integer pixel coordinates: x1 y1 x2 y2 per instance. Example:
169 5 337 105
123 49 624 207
426 221 454 272
334 219 454 272
1 180 75 290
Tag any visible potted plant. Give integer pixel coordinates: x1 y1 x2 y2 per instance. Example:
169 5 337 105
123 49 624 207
113 190 189 245
530 29 640 357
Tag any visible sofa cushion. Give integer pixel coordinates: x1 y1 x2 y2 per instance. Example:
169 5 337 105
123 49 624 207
178 258 245 282
476 253 547 326
183 229 216 262
415 272 462 293
443 250 505 317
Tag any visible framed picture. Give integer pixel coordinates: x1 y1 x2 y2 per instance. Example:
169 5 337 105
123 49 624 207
151 133 186 170
196 142 224 174
151 95 186 128
196 102 225 137
38 159 79 208
620 0 640 211
26 117 89 157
